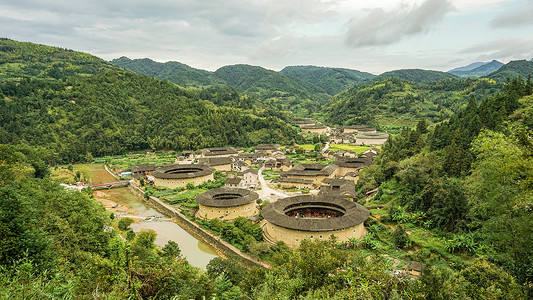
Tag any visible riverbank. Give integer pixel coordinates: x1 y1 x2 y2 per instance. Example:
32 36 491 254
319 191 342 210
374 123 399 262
128 183 271 269
85 164 218 269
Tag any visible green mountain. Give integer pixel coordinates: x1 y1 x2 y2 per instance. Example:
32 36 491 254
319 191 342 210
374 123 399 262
213 64 327 97
376 69 458 84
324 77 502 128
111 58 331 115
0 39 302 163
110 57 223 87
449 60 503 78
213 64 330 115
280 65 375 95
488 59 533 81
0 38 120 80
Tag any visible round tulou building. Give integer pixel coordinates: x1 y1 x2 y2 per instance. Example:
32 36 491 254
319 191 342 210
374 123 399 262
355 132 389 145
152 164 215 189
195 187 259 221
262 195 369 247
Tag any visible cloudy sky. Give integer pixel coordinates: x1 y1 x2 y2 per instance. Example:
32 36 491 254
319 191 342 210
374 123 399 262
2 0 533 74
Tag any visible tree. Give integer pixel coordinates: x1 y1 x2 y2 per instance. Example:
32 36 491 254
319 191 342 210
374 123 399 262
118 217 134 231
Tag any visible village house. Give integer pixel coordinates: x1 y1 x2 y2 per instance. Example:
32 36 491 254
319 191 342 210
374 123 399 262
255 143 281 153
279 163 337 189
196 156 233 172
242 169 259 188
319 178 357 201
231 160 249 172
225 177 244 188
235 152 263 166
131 164 156 177
264 157 293 171
200 146 239 157
333 157 373 177
330 132 356 144
343 171 360 183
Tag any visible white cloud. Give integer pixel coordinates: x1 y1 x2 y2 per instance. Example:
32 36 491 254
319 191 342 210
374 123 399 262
490 1 533 28
459 38 533 61
345 0 454 47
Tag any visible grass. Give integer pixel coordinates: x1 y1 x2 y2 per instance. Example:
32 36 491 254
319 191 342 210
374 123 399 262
327 144 377 154
296 144 316 151
95 151 178 171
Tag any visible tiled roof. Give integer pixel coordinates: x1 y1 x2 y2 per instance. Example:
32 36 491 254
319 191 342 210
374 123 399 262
262 195 369 231
196 187 258 207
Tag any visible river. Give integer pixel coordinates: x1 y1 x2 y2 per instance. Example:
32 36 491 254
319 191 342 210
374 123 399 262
85 164 218 269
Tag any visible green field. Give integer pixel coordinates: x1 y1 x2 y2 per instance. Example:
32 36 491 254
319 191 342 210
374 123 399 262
327 144 378 154
296 144 316 151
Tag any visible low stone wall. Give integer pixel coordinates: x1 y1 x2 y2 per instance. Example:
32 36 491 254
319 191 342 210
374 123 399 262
128 184 270 269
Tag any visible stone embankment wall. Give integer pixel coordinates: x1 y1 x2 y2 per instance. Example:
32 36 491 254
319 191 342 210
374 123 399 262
127 183 270 269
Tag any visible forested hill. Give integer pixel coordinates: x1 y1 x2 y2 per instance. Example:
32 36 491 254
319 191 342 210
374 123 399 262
324 77 502 127
358 77 533 296
112 58 331 116
0 38 121 79
110 57 223 87
488 59 533 81
376 69 458 84
280 65 375 95
0 39 303 163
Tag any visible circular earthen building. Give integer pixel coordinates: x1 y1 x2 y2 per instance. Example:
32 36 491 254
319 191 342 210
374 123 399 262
262 195 369 247
195 187 259 221
152 164 215 189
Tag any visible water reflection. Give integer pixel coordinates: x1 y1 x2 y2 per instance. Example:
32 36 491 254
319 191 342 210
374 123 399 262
86 164 218 269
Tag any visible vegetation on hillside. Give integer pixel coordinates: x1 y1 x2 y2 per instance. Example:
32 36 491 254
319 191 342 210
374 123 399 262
111 57 224 87
0 144 525 298
488 59 533 82
0 39 303 164
1 38 532 298
325 77 502 127
358 77 533 297
376 69 458 84
112 58 332 116
280 65 375 95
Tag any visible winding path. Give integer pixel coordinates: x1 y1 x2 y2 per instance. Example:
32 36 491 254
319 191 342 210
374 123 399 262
258 166 288 201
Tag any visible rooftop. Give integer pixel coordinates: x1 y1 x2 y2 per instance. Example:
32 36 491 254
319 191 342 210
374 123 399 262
282 163 337 177
262 195 369 231
356 133 389 139
201 147 238 156
196 156 233 166
131 164 156 172
196 187 259 207
225 177 242 184
320 178 356 198
301 125 327 130
152 164 215 179
334 157 373 168
256 144 281 151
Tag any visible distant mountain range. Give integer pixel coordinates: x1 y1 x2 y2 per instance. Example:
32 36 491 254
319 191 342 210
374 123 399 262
448 60 504 78
111 57 533 108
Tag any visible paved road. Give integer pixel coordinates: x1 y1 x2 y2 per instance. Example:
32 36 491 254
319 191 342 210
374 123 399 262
322 142 330 152
258 166 288 201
